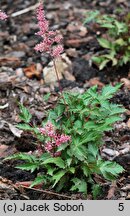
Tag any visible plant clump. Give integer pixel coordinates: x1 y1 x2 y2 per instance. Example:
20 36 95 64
84 10 130 70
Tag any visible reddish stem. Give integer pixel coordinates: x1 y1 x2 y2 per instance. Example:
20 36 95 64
53 58 62 93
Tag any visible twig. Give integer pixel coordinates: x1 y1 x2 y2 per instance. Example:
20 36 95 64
11 3 39 17
17 185 72 199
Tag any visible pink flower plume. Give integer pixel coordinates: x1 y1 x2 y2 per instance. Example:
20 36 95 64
0 10 8 20
34 2 63 58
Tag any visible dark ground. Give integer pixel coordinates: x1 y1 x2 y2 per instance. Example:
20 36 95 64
0 0 130 200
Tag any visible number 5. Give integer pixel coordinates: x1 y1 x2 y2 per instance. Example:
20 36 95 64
118 203 124 211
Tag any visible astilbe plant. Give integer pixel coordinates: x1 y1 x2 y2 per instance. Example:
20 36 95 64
5 2 125 198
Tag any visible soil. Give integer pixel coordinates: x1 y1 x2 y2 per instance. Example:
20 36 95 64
0 0 130 200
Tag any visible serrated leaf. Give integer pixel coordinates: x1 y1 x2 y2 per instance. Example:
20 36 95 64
66 158 72 166
88 144 98 158
55 104 65 116
39 153 51 161
46 165 56 176
57 143 68 152
84 10 100 24
43 93 51 102
99 161 124 180
42 157 65 168
5 153 37 163
17 123 33 130
82 165 89 177
16 163 39 173
101 84 121 99
92 184 102 199
105 116 122 125
19 104 32 123
71 178 87 193
30 175 46 188
52 170 66 187
74 120 82 129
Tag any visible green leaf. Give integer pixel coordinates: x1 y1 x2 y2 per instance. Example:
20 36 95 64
68 167 75 174
82 164 89 177
84 10 100 24
101 23 114 28
55 104 65 116
17 123 33 130
101 84 121 99
52 170 66 187
74 120 82 129
66 158 72 166
30 175 46 188
46 165 56 176
42 157 65 168
5 153 37 163
43 93 51 102
16 163 39 173
99 161 124 180
115 38 126 46
92 184 102 199
92 56 105 64
19 104 32 123
71 178 87 193
39 153 51 161
88 144 98 158
97 38 112 49
57 143 68 152
99 59 110 70
55 175 67 192
105 116 122 125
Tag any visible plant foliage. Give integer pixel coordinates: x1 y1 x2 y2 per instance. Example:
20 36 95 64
5 84 125 197
85 11 130 69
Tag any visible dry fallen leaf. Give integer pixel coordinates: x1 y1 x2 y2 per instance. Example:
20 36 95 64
106 181 117 199
0 145 17 158
0 120 23 137
120 78 130 89
23 64 42 79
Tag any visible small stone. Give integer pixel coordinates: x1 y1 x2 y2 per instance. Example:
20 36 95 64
69 87 84 94
62 70 75 81
120 191 127 197
66 48 78 58
121 185 130 191
79 26 88 37
43 59 63 84
121 78 130 89
39 87 50 94
126 193 130 200
102 148 119 157
6 51 25 58
15 68 24 77
120 147 130 155
63 2 72 9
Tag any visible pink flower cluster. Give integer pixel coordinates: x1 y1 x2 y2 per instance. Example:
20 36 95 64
39 122 71 157
0 10 8 20
34 2 63 58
